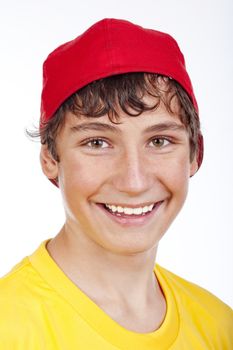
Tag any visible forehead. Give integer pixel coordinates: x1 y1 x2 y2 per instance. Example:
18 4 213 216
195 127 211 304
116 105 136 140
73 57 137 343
63 95 186 136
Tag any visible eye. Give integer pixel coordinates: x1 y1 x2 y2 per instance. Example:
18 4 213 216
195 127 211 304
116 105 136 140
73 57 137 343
83 138 109 149
149 137 170 148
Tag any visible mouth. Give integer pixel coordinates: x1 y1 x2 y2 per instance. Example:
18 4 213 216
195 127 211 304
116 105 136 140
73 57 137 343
102 203 156 216
96 201 164 227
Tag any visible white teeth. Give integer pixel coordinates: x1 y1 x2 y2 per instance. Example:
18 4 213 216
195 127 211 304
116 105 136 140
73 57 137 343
123 208 134 215
142 206 149 213
148 204 154 211
110 205 117 212
133 207 143 215
117 206 124 213
105 203 155 215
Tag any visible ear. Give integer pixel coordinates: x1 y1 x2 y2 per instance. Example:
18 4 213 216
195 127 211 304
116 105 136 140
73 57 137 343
40 145 59 180
189 156 199 177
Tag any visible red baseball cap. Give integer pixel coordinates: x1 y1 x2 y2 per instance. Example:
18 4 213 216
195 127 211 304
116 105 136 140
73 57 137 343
41 18 203 173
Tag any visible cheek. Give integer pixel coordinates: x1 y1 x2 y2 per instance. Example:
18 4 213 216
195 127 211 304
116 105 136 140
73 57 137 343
58 152 106 199
160 153 191 199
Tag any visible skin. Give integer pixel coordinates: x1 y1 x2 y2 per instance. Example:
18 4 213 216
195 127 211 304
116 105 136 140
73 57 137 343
40 94 198 333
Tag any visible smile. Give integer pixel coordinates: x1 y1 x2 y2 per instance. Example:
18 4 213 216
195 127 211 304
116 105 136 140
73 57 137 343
104 203 155 216
96 201 164 227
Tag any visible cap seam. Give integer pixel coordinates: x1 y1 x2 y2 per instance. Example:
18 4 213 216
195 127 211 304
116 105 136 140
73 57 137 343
103 19 114 72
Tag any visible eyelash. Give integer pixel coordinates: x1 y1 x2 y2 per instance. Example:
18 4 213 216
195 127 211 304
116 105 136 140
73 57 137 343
80 136 173 149
81 138 108 148
149 137 171 148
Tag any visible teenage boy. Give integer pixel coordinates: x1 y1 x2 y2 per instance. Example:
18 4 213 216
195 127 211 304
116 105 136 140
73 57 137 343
0 18 232 349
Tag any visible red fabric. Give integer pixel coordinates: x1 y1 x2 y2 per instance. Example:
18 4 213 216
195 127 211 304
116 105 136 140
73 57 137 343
40 18 203 172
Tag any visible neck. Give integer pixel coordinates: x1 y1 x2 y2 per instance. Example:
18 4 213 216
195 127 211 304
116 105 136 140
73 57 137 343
46 222 160 306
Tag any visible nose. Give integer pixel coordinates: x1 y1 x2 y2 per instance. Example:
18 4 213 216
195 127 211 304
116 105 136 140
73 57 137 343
113 146 154 195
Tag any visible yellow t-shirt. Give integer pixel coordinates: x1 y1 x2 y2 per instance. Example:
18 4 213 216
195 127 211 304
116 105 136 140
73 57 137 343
0 239 232 349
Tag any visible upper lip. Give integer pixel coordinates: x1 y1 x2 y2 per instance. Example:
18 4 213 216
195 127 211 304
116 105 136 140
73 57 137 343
99 202 160 208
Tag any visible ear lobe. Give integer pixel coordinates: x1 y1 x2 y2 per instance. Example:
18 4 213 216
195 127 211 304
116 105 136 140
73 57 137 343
40 145 58 180
190 157 199 177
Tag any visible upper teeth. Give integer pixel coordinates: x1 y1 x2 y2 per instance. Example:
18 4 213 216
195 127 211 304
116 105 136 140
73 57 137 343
105 204 154 215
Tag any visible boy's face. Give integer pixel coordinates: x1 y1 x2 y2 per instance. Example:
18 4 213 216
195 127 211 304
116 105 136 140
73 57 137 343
41 94 198 255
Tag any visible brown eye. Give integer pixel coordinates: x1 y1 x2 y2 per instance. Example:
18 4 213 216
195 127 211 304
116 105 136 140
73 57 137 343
84 138 109 149
151 138 169 148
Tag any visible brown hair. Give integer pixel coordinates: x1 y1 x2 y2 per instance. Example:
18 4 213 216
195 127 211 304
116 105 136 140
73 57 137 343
29 73 201 162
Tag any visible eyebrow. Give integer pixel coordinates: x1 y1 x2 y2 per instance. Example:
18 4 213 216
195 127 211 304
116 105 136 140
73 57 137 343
140 122 185 134
69 121 186 134
70 122 119 133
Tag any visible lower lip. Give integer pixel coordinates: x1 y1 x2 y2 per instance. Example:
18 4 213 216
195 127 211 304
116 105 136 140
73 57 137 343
96 202 163 227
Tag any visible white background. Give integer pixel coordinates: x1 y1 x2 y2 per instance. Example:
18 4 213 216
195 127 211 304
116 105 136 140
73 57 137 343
0 0 232 307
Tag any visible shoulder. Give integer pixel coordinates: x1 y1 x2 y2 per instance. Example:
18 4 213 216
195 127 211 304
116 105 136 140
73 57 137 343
0 256 41 314
0 255 51 346
0 252 53 306
0 256 31 294
156 264 233 329
0 240 51 302
0 258 34 344
0 254 51 319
